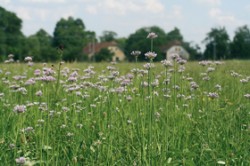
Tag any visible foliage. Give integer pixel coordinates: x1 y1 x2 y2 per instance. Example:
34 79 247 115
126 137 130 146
203 27 230 60
94 48 114 62
99 31 118 42
231 25 250 59
0 60 249 165
124 26 167 61
0 6 24 60
166 27 184 42
52 17 88 62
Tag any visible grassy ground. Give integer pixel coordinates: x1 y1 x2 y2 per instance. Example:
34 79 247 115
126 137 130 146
0 60 249 165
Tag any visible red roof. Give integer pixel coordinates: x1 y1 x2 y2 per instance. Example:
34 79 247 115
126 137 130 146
83 41 117 54
160 40 182 52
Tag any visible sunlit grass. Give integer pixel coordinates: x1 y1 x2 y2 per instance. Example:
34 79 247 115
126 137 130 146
0 60 249 165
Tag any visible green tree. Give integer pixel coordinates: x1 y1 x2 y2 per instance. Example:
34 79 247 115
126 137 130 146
95 48 114 62
100 31 117 42
23 29 57 62
25 35 40 61
183 42 202 60
0 6 24 60
166 27 183 42
203 27 230 60
52 17 87 62
34 29 57 61
231 25 250 59
124 26 167 61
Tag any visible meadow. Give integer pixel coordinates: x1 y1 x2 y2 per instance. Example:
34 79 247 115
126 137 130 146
0 59 249 165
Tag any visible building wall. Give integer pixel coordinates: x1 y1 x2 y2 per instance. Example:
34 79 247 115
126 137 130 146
108 46 126 61
166 46 189 60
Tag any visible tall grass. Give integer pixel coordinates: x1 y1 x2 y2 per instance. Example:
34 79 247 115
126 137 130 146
0 60 249 165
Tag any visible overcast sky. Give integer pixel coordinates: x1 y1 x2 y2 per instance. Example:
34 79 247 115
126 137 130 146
1 0 250 48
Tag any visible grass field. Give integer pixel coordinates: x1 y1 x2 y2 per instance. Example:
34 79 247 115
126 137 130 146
0 60 249 165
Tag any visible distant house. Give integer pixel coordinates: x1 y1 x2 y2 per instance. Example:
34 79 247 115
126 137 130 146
161 40 189 60
83 41 126 61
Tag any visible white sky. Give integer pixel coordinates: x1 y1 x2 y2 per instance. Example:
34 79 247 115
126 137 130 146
1 0 250 48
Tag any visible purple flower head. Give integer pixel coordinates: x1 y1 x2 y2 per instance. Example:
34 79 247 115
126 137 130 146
13 105 27 113
244 94 250 99
145 51 157 60
208 92 219 99
35 90 43 97
161 59 173 67
131 50 141 57
8 54 14 59
24 56 32 62
34 69 41 76
143 63 154 70
170 53 180 60
147 32 158 39
15 157 26 164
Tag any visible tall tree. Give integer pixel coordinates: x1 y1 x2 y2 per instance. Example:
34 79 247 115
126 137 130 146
166 27 183 42
124 26 167 61
231 25 250 59
203 27 230 60
99 31 117 42
24 29 57 62
0 6 24 60
53 17 87 61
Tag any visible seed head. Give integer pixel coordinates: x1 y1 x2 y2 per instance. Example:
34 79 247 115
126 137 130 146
147 32 158 39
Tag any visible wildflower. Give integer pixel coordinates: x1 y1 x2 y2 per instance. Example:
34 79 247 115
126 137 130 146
126 95 132 102
24 127 34 133
127 119 132 124
37 119 45 124
161 59 173 67
34 69 41 76
40 76 56 82
199 61 209 66
240 79 248 84
116 87 125 93
170 53 179 60
67 132 74 137
24 56 32 62
16 87 27 95
176 58 187 65
8 54 14 59
68 76 77 82
15 157 26 164
28 61 33 66
178 65 185 73
143 63 155 70
76 124 83 128
25 78 36 85
207 67 215 73
13 105 26 113
131 51 141 57
35 90 43 97
0 93 4 98
217 161 226 165
151 79 159 87
215 84 222 91
147 32 158 39
207 92 219 99
190 81 199 90
60 124 67 129
9 143 15 149
120 79 131 86
145 51 157 60
244 94 250 99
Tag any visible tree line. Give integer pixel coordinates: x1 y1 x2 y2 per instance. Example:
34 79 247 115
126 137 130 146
1 6 250 62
